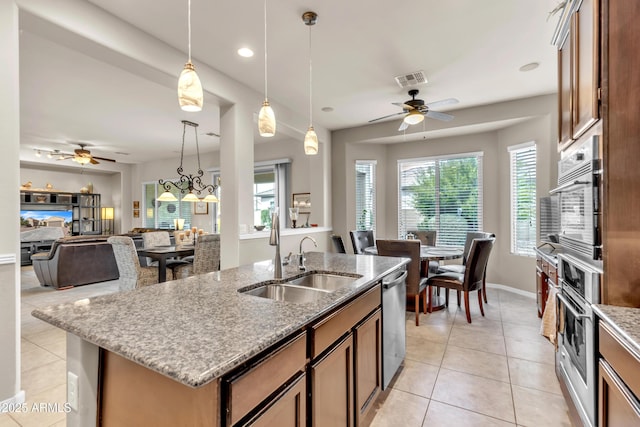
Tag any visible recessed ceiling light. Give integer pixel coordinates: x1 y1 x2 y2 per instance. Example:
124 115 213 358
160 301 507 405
519 62 540 72
237 47 254 58
321 107 334 112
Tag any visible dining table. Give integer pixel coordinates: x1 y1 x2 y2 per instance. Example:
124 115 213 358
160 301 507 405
364 244 463 312
137 245 195 283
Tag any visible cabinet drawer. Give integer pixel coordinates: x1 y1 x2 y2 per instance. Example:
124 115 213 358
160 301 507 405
227 332 307 426
311 284 381 359
599 322 640 399
548 264 558 284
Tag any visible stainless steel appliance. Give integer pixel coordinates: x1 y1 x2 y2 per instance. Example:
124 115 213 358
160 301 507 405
550 135 602 260
556 253 602 427
381 269 407 389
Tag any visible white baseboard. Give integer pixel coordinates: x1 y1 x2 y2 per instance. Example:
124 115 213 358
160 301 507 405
486 282 536 299
0 390 25 412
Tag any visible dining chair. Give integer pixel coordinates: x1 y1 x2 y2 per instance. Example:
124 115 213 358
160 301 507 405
172 234 221 280
107 236 159 291
408 230 437 246
426 237 494 323
438 232 495 303
331 235 347 254
141 230 190 271
350 230 375 254
376 239 428 326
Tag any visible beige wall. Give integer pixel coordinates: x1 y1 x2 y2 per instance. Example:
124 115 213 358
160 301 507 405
1 0 21 404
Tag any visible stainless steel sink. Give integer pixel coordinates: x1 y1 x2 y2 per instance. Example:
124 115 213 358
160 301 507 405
285 273 360 291
241 284 329 303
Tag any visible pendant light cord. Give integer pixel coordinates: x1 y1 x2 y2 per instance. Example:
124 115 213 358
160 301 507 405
187 0 192 62
308 24 313 126
264 0 268 99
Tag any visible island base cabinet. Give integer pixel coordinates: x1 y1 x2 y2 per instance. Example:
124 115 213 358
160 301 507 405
354 309 382 425
244 373 306 427
311 334 354 427
99 351 220 427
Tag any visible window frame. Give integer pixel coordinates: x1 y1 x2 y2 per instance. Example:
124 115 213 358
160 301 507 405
508 141 537 257
355 160 376 232
397 151 484 247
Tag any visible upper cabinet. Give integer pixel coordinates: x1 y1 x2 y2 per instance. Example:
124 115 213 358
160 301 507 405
555 0 601 152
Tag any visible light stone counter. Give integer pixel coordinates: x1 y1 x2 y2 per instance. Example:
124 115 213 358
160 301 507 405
32 252 407 388
593 304 640 360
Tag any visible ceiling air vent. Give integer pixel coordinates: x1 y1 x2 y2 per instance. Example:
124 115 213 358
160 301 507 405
394 70 428 88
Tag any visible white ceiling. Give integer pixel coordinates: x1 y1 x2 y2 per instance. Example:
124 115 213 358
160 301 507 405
18 0 560 165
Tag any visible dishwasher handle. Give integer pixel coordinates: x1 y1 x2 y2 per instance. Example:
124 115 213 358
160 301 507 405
382 270 408 290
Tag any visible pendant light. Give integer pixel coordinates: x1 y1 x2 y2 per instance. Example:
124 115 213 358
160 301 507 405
258 0 276 137
178 0 203 112
303 11 318 155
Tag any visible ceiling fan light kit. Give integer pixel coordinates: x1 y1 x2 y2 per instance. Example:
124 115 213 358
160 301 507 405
404 109 424 125
177 0 203 112
258 0 276 137
303 11 318 155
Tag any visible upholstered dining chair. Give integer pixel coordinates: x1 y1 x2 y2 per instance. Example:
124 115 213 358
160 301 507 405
172 234 221 280
438 232 495 303
107 236 159 291
376 239 428 326
408 230 437 246
141 230 190 270
331 235 347 254
350 230 375 254
426 237 494 323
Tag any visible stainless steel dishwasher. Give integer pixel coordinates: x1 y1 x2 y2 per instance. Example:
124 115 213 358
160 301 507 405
382 268 407 389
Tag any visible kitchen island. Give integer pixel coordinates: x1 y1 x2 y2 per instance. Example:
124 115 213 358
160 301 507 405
32 251 408 426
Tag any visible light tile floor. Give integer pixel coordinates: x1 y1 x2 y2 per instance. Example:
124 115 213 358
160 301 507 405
369 288 572 427
3 268 572 426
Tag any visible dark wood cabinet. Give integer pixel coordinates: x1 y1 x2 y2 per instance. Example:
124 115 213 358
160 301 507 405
354 309 382 426
245 373 306 427
535 252 557 317
311 334 354 427
556 0 601 151
598 321 640 426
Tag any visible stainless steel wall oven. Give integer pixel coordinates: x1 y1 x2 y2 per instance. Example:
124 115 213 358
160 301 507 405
556 252 602 427
551 135 602 260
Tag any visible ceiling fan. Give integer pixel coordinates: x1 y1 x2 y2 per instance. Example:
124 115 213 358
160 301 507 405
57 143 116 165
369 89 459 131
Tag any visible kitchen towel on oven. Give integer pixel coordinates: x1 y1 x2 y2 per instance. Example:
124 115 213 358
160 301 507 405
540 285 559 347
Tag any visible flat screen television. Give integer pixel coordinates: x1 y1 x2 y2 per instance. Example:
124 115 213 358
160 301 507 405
20 210 73 227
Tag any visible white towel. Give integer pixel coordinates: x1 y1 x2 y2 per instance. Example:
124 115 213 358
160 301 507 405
540 285 559 347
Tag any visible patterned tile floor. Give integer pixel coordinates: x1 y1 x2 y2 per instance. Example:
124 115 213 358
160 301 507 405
1 268 571 426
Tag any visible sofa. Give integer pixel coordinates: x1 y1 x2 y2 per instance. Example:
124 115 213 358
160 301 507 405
31 230 176 289
32 235 119 289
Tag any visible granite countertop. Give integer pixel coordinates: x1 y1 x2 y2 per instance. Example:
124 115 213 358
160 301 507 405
32 252 407 388
593 304 640 359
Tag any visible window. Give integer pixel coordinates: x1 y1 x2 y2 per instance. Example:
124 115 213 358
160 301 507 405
210 159 290 232
142 182 194 229
355 161 376 232
398 153 483 247
509 142 537 256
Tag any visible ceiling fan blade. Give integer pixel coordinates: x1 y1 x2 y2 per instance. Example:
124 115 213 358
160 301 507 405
425 98 459 110
425 110 454 121
398 121 409 132
90 158 100 165
92 156 116 163
368 111 405 123
391 102 413 110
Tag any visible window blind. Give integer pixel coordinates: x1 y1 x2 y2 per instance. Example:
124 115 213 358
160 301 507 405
509 142 537 256
398 153 483 247
355 161 376 232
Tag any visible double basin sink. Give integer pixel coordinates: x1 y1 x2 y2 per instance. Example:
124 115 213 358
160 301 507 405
239 272 362 303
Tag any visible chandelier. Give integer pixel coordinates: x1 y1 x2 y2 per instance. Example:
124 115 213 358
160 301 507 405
157 120 218 203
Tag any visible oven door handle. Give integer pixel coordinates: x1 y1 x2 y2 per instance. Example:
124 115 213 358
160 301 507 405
549 180 591 194
557 293 590 319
